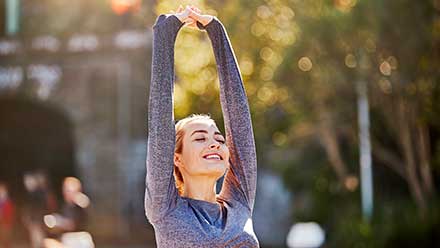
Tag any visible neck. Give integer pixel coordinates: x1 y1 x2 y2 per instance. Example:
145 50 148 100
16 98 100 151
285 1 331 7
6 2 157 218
182 175 217 203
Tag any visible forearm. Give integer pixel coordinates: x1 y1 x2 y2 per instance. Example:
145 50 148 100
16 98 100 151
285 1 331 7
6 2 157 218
205 17 258 210
145 14 184 222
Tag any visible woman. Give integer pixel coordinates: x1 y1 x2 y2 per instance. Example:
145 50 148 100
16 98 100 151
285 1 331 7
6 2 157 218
145 5 259 247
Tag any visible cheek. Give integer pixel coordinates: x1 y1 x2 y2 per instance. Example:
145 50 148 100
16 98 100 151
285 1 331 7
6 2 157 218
221 146 230 163
183 141 203 162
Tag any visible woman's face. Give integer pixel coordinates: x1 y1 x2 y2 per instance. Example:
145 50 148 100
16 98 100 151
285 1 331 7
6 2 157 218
175 120 230 179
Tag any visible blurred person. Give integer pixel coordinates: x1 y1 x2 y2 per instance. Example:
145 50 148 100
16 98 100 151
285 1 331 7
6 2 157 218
35 171 58 213
0 182 15 248
23 172 47 248
23 171 58 248
43 177 94 248
145 5 259 247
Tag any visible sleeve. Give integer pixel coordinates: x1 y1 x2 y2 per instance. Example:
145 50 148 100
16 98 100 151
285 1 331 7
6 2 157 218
145 14 184 223
201 17 258 213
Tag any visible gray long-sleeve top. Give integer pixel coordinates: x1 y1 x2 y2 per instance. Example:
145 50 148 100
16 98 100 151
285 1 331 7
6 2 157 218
145 13 259 248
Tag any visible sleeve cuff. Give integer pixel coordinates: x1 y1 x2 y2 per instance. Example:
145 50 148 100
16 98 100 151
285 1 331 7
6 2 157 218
196 16 220 31
153 14 185 30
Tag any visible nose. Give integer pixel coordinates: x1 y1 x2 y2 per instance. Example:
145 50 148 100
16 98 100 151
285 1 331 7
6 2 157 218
209 141 220 149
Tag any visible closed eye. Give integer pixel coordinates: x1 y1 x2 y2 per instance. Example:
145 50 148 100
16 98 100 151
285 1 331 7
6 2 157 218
195 138 225 144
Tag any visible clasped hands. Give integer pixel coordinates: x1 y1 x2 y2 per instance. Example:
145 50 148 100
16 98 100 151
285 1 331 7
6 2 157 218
172 5 214 29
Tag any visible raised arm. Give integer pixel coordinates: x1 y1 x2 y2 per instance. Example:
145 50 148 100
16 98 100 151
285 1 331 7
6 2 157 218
145 14 184 223
201 17 258 212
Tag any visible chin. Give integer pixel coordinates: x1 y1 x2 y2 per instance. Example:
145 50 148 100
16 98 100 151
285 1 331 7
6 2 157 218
205 163 227 176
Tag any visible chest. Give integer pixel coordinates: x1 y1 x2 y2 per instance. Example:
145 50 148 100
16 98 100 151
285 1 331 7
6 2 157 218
154 202 259 247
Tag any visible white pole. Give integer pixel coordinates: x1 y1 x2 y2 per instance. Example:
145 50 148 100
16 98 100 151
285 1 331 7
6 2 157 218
6 0 20 35
357 79 373 220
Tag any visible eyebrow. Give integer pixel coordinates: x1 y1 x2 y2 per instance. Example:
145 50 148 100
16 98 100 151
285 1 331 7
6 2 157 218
190 130 223 137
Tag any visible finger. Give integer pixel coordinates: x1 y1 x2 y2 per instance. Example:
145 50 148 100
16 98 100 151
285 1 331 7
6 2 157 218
176 5 183 13
186 6 201 19
182 17 194 26
189 5 202 14
186 5 195 12
183 6 193 17
182 16 194 22
184 17 195 23
194 6 202 13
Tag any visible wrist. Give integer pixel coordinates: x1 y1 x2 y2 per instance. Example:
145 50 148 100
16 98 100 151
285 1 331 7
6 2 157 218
200 15 214 26
196 16 216 30
173 13 185 23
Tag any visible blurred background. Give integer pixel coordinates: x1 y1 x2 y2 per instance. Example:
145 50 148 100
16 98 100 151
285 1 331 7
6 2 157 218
0 0 439 247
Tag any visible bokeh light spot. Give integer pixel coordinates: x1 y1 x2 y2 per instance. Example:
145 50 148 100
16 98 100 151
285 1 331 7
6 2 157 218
273 132 287 146
345 54 357 68
260 47 274 62
344 176 359 192
334 0 358 12
44 215 57 228
251 22 266 37
378 78 392 94
298 57 313 72
257 5 272 19
379 61 392 76
387 56 398 70
260 66 274 81
240 58 254 76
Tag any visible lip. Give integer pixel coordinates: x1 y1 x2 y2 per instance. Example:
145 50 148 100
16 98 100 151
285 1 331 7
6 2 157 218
203 152 223 160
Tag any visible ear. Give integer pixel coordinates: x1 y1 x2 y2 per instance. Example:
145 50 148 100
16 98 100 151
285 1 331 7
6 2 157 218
174 153 183 168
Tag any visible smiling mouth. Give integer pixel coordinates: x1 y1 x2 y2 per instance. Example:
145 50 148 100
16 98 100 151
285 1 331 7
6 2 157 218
203 154 223 160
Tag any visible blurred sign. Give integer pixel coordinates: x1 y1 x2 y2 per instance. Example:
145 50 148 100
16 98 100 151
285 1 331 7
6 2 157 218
114 30 147 49
27 64 62 99
0 66 22 89
0 40 20 55
68 34 99 52
32 36 60 52
0 29 150 56
0 65 61 99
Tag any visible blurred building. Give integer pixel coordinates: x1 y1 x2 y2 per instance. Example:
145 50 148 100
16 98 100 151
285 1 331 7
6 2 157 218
0 5 154 242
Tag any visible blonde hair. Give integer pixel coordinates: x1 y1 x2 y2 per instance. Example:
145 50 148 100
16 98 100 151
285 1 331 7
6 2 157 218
174 114 215 196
